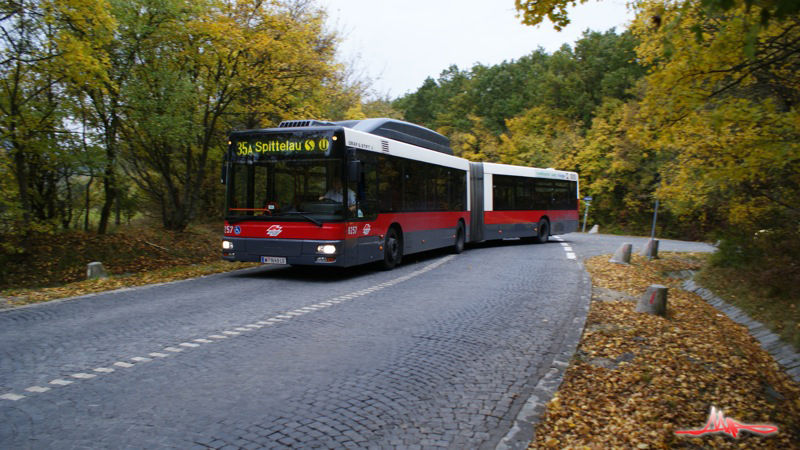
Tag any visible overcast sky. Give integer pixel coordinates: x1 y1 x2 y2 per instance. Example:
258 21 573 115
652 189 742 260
316 0 634 99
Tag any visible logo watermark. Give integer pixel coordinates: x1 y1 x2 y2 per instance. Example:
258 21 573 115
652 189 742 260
676 406 778 438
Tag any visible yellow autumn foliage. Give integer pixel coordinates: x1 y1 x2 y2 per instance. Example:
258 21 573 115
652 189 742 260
630 0 800 232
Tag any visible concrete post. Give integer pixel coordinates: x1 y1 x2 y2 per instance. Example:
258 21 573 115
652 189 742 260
640 239 660 260
636 284 668 317
609 243 632 264
87 262 109 280
588 224 599 234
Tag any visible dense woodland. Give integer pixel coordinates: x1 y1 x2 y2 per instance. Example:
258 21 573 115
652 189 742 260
1 0 798 293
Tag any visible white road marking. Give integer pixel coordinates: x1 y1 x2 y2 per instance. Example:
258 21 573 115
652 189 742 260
1 393 25 401
163 347 183 353
179 342 200 348
566 252 576 260
70 373 96 379
25 386 51 393
149 353 169 358
113 362 135 368
49 379 73 386
93 368 115 373
131 357 152 362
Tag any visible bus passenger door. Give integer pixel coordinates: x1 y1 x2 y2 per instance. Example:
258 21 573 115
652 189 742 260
469 162 484 242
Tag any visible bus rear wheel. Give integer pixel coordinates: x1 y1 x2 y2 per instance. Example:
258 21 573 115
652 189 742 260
381 227 402 270
536 219 550 244
452 223 465 254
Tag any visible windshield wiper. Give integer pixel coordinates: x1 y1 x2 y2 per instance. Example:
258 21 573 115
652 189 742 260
275 211 324 227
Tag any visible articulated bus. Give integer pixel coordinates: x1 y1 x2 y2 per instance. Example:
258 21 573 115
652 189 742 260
221 118 579 270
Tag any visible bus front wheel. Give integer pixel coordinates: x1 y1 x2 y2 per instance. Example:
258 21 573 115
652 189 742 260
381 227 402 270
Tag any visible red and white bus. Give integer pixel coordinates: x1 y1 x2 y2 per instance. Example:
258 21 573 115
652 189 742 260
222 118 578 269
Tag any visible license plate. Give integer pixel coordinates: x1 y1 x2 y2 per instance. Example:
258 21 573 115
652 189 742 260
261 256 287 265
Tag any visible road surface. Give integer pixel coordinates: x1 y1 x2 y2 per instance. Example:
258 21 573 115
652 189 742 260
0 234 714 449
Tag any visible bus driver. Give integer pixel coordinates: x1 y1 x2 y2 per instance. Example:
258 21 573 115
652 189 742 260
320 178 360 216
319 177 354 203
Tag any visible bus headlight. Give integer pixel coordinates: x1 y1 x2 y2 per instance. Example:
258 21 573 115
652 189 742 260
222 240 234 250
317 244 337 254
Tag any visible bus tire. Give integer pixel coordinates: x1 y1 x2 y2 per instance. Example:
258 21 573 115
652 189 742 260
381 227 402 270
536 219 550 244
453 223 465 254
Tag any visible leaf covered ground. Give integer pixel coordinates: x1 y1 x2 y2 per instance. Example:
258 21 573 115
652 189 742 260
530 253 800 449
0 224 257 307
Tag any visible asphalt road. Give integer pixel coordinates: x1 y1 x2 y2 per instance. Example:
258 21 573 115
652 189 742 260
0 234 715 449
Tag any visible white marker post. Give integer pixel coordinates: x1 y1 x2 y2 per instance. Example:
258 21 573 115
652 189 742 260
581 196 592 233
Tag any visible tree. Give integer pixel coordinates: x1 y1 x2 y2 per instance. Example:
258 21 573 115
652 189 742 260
393 77 442 130
120 0 340 231
515 0 800 30
631 0 800 233
498 106 582 168
0 0 114 231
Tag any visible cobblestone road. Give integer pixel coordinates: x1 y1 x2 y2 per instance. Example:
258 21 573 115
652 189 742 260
0 234 713 449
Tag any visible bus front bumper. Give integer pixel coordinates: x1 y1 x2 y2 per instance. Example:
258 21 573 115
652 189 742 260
221 237 346 267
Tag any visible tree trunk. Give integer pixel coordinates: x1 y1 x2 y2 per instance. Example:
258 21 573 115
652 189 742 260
97 162 116 235
97 114 120 235
84 170 94 232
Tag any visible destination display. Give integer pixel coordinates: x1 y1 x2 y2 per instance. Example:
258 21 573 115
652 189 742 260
231 131 334 158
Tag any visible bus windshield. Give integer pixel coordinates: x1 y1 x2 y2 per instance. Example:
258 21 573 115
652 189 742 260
226 157 347 223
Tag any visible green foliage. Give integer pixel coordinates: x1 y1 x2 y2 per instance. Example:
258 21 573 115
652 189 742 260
509 0 800 296
393 29 644 162
1 0 357 235
630 0 800 245
0 0 116 239
709 228 800 298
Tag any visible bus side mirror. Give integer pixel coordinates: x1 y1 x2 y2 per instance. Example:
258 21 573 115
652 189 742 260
220 163 227 185
348 160 362 183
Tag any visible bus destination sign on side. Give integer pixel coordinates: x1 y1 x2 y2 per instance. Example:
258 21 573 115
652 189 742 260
234 134 331 156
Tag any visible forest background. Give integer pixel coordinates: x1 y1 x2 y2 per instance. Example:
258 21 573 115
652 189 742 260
1 0 798 300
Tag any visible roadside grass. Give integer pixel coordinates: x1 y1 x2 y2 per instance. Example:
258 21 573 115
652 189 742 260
695 266 800 351
530 253 800 449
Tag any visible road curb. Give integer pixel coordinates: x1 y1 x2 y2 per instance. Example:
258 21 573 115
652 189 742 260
680 271 800 383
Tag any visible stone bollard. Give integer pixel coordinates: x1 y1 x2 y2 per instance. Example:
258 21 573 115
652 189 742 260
636 284 668 317
640 239 660 260
609 243 632 264
588 224 599 234
87 262 109 280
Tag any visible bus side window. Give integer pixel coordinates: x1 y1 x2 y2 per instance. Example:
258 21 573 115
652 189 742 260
356 152 378 219
378 155 401 212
